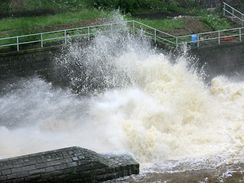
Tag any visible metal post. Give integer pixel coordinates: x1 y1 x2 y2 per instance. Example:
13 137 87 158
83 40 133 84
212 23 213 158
64 30 67 44
232 8 234 20
239 28 242 42
197 34 200 48
110 24 113 32
242 15 244 27
88 27 90 41
218 31 221 45
154 29 157 43
223 3 225 16
17 36 19 52
176 37 178 48
41 33 43 48
132 21 135 34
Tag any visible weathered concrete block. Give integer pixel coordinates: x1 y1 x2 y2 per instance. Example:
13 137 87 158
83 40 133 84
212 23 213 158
0 147 139 183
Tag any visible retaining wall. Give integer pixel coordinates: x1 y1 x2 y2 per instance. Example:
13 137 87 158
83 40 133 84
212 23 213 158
1 43 244 84
0 47 60 81
191 43 244 79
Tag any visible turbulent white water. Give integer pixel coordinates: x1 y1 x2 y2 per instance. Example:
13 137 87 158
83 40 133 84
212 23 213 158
0 17 244 170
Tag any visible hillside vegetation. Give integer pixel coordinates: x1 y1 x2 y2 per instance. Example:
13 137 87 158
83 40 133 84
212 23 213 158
0 0 199 16
0 0 233 38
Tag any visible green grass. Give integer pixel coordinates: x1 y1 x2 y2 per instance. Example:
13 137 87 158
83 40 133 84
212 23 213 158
0 9 109 37
199 14 232 30
0 1 232 39
138 19 184 31
126 16 185 31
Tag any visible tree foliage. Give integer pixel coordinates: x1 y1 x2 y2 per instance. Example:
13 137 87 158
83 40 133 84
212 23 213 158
89 0 182 13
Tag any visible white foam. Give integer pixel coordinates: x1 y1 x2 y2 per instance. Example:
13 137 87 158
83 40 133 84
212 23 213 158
0 16 244 170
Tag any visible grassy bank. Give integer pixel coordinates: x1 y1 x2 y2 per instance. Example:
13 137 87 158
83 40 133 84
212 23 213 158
133 18 185 31
0 0 234 38
0 9 109 37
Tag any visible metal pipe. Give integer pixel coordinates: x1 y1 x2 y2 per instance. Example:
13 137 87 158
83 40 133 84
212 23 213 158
17 36 19 52
223 3 226 16
41 33 43 48
154 29 157 43
239 28 242 42
88 27 90 40
218 31 221 45
64 30 67 44
132 21 135 34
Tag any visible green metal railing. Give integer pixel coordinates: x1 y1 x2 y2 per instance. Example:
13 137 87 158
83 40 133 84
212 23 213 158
0 20 177 52
223 2 244 26
177 27 244 48
0 22 124 52
132 20 177 46
0 20 244 52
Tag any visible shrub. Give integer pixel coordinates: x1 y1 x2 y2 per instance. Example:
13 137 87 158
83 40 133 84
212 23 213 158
90 0 182 13
200 14 231 30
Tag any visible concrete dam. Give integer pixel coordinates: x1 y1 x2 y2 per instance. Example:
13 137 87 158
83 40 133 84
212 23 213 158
1 19 244 182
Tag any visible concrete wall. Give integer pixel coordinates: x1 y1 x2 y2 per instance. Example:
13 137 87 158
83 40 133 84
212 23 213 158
0 147 139 183
0 47 59 81
1 43 244 84
191 43 244 79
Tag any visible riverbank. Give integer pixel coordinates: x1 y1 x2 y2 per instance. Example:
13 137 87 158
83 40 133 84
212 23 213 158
0 0 236 38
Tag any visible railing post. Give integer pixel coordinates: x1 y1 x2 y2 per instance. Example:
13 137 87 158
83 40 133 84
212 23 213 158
41 33 43 48
88 27 90 40
218 31 221 45
239 28 242 42
132 20 135 34
241 14 244 27
223 3 225 16
197 34 200 48
64 30 67 44
154 29 157 43
176 37 178 48
16 36 19 52
110 24 113 32
232 8 234 20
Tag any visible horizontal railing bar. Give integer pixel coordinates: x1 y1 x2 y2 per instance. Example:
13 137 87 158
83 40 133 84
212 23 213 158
178 34 240 41
133 20 176 38
19 40 41 45
43 36 65 41
224 7 243 16
178 29 243 39
157 36 175 44
0 36 18 41
179 34 240 42
178 35 240 44
224 9 243 21
0 19 243 51
0 21 129 40
69 33 89 38
18 33 42 38
224 2 244 16
144 31 154 36
224 8 243 17
157 38 175 45
0 43 17 47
